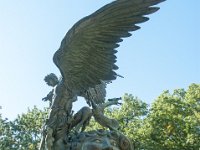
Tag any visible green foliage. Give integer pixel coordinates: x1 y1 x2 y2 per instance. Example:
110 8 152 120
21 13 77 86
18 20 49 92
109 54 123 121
142 83 200 149
1 83 200 149
0 106 48 150
86 84 200 150
107 94 148 146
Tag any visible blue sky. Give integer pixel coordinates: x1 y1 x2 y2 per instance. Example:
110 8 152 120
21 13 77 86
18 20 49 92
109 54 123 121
0 0 199 120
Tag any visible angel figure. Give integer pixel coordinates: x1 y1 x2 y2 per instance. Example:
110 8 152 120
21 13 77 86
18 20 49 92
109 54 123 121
39 0 165 149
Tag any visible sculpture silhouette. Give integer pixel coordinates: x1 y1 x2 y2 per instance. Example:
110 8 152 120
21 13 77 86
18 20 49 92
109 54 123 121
39 0 165 149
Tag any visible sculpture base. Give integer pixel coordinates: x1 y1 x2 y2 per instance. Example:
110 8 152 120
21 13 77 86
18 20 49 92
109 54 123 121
61 130 133 150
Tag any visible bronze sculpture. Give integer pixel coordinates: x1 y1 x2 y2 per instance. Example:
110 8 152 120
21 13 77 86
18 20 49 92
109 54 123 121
40 0 165 149
66 130 133 150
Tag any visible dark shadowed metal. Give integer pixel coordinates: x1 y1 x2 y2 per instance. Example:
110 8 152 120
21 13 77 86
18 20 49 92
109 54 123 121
40 0 165 149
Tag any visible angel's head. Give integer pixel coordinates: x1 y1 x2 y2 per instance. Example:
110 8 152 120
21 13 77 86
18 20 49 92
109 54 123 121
44 73 59 87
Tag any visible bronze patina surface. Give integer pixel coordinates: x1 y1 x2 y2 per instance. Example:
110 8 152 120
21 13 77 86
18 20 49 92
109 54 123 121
40 0 165 149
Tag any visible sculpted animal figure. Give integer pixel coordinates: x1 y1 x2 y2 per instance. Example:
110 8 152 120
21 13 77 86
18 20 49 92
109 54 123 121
91 98 122 131
70 106 92 132
40 0 165 149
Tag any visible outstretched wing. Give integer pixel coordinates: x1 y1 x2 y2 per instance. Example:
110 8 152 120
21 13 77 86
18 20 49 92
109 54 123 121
53 0 165 92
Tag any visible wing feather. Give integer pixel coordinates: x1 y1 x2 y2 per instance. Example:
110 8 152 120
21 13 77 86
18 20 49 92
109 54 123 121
53 0 165 91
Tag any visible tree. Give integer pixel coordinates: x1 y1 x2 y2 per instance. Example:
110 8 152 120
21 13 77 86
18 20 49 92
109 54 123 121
0 106 48 150
1 83 199 149
141 83 200 149
86 84 200 150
